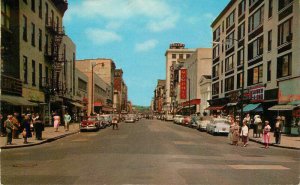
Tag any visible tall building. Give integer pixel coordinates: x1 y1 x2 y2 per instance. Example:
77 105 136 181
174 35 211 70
164 43 195 114
113 69 128 113
210 0 300 127
1 0 74 123
176 48 212 114
76 59 116 115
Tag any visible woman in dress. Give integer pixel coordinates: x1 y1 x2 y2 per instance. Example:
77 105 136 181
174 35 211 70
53 113 61 132
263 120 271 149
232 122 240 146
23 115 32 144
240 120 249 147
228 116 235 145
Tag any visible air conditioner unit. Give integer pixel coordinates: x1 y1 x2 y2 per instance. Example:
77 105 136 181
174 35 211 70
286 33 293 42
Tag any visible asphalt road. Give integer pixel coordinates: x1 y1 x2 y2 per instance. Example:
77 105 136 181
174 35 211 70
1 119 299 185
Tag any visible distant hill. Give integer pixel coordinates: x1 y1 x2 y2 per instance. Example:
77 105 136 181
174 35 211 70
132 105 150 112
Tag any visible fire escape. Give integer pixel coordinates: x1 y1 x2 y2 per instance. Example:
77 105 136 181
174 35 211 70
43 17 65 96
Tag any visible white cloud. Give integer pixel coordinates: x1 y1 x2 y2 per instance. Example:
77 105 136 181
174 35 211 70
105 21 123 30
68 0 179 32
135 39 158 52
85 28 122 45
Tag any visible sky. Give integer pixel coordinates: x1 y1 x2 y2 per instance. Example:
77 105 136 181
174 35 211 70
64 0 230 106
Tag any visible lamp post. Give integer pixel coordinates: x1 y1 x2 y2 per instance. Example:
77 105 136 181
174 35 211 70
213 38 244 126
91 62 104 115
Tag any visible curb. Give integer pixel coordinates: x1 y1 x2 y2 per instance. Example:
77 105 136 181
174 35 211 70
249 138 300 150
0 131 80 149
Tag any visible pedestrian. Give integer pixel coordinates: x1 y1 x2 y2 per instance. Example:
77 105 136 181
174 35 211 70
22 115 32 144
243 113 251 129
112 116 119 130
240 120 249 147
253 115 262 138
4 115 13 145
232 122 240 146
53 113 60 132
64 112 71 131
33 113 43 140
228 116 235 145
274 116 283 144
263 121 271 149
12 113 20 139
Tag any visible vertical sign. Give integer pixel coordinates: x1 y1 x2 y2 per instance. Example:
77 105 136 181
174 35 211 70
170 65 174 97
180 69 187 99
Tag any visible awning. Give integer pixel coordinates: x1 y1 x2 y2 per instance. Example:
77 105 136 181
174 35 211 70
102 106 113 112
70 102 85 108
1 95 38 106
205 105 225 110
94 102 103 107
182 105 196 109
268 104 296 111
288 100 300 106
242 103 262 112
227 103 237 106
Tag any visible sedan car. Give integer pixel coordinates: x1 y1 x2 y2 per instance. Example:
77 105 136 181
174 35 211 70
182 116 191 126
173 115 184 124
80 116 101 131
125 114 135 123
198 116 213 131
206 118 230 135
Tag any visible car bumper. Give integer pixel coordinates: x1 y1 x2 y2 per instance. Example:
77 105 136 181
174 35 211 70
80 126 98 131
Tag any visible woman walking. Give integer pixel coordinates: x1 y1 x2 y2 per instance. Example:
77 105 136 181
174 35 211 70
22 115 32 144
263 121 271 149
232 122 240 146
53 113 61 132
240 120 249 147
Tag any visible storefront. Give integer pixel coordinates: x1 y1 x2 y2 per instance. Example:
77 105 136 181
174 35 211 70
206 97 229 116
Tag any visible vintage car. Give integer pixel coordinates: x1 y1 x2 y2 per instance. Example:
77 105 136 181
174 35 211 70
198 116 213 131
173 115 184 124
206 118 230 135
80 116 101 131
125 114 136 123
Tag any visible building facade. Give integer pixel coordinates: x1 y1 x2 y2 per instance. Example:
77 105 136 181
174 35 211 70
113 69 128 113
153 80 166 114
164 43 195 114
210 0 300 127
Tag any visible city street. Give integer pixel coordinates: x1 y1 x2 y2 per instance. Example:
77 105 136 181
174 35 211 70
1 119 299 185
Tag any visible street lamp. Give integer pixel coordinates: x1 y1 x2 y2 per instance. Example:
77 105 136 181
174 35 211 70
91 62 104 115
213 38 244 126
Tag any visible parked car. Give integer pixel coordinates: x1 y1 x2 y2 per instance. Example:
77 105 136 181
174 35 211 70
101 114 112 127
80 116 101 131
165 114 174 121
198 116 213 131
125 114 135 123
173 115 184 124
183 116 191 126
206 118 230 135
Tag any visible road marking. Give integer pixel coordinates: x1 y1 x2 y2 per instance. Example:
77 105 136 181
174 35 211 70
229 165 289 170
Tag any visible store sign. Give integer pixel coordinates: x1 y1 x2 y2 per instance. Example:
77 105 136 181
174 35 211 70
180 69 187 99
250 86 264 102
170 65 174 97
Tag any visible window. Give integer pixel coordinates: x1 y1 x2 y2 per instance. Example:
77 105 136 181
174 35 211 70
213 26 220 41
268 30 272 51
248 36 263 60
45 66 49 84
38 0 42 18
226 31 235 50
32 60 36 86
248 65 263 85
237 48 244 66
268 0 273 18
278 18 293 46
237 73 243 89
277 53 292 78
225 55 234 72
238 0 246 16
45 34 49 54
248 6 264 32
249 0 259 7
38 29 42 51
221 61 223 74
186 54 191 59
238 22 245 40
222 21 224 33
221 80 223 93
212 82 219 95
23 15 27 41
221 40 224 53
31 23 35 46
23 56 28 84
1 0 11 30
225 76 234 92
31 0 35 12
39 63 42 87
267 61 271 81
226 10 235 29
213 45 220 59
172 54 176 59
213 64 219 78
179 54 183 59
278 0 293 11
45 3 48 25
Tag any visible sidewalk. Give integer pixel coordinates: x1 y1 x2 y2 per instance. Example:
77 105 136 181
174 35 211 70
0 123 80 149
248 129 300 150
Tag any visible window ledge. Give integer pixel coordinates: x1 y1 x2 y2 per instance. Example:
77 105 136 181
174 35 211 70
248 54 263 63
248 24 263 36
277 41 292 50
277 75 292 82
225 68 234 73
278 2 293 15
